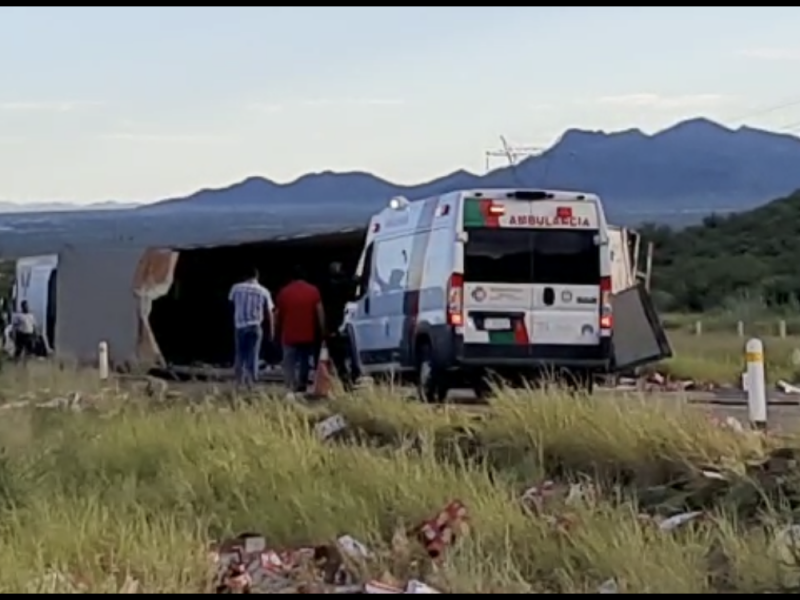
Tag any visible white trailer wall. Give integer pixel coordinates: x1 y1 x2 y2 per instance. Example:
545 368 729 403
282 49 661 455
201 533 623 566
55 246 147 366
608 226 637 294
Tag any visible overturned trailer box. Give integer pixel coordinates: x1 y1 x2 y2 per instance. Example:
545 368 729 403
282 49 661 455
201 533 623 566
54 225 367 370
48 205 669 375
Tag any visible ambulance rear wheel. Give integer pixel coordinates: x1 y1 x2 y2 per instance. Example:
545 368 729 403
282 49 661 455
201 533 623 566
416 341 448 403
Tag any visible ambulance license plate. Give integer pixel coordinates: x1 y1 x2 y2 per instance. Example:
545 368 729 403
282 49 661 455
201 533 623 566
483 318 510 331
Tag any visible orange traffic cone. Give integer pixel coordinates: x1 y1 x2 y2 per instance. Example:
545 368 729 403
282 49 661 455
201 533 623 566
311 343 333 399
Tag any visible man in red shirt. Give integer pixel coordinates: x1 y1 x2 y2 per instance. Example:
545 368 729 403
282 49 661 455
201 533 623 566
275 265 325 396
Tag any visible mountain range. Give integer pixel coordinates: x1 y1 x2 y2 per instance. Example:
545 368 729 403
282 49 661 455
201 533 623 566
5 117 800 226
0 200 138 214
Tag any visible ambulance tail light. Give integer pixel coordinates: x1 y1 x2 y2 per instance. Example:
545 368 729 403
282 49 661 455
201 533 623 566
599 276 613 334
447 273 464 326
487 202 505 216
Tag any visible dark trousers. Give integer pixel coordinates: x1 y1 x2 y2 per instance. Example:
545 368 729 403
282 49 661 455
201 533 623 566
13 332 35 361
282 342 316 393
234 325 262 385
326 331 360 389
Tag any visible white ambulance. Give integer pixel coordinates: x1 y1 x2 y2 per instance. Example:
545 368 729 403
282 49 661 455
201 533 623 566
344 188 670 401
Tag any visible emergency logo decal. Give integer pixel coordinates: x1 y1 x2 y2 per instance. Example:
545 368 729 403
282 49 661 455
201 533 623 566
463 198 501 228
471 287 487 303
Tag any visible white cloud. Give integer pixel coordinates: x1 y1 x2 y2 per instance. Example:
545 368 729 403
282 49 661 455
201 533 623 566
353 98 404 106
301 98 404 108
247 102 283 113
738 47 800 61
99 132 233 143
0 101 101 112
591 93 728 110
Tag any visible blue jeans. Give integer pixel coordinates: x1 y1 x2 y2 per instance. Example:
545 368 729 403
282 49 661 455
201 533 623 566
234 325 263 385
282 343 316 393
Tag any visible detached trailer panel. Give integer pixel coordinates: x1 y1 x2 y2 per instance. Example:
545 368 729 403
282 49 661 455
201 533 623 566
610 283 672 372
608 227 635 293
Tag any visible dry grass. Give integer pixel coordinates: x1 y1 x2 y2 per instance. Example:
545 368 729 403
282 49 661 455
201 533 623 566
0 363 800 592
662 330 800 385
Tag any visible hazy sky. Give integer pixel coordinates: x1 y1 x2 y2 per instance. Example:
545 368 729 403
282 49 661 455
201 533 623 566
2 6 800 205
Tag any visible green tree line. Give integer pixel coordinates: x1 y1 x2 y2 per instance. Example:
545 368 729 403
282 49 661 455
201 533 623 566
641 190 800 313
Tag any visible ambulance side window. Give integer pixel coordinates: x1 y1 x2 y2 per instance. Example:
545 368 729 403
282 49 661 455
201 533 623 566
355 242 374 299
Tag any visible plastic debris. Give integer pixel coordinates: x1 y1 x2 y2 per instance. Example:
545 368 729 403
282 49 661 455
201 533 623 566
707 414 746 434
701 468 727 481
658 511 704 531
597 579 619 594
405 579 441 593
337 534 372 559
777 380 800 394
774 524 800 565
521 480 559 513
365 580 405 594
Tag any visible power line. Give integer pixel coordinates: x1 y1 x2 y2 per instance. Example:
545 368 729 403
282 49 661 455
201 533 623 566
728 95 800 124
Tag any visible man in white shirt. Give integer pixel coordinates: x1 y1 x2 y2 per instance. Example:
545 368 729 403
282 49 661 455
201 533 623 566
228 267 274 387
11 300 38 361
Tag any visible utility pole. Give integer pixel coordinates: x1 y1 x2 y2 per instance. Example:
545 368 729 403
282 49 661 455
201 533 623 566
484 136 543 172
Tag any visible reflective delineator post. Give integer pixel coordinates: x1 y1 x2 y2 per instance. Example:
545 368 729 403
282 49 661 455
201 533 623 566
98 341 109 381
745 338 767 430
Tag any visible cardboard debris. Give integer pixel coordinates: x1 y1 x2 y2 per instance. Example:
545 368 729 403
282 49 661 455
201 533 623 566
212 503 463 594
416 500 469 560
608 371 726 393
0 391 84 412
26 570 82 594
543 513 579 533
364 579 442 594
118 575 141 594
315 414 348 440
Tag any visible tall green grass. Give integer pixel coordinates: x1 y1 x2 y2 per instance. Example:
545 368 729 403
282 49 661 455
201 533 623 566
0 365 796 592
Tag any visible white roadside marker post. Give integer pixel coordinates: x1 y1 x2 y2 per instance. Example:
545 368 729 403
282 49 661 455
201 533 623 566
98 341 109 381
745 338 767 430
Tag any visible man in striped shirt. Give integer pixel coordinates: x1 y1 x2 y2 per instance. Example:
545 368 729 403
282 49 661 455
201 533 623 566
228 267 274 386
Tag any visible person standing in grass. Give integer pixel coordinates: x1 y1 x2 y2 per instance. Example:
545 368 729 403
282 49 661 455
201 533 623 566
229 267 274 387
11 300 38 362
321 261 360 389
275 265 325 398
